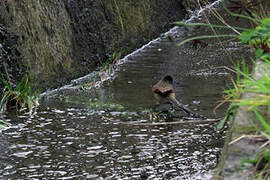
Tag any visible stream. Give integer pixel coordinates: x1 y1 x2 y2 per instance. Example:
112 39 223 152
0 2 253 180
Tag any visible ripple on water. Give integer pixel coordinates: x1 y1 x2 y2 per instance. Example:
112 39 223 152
0 108 223 179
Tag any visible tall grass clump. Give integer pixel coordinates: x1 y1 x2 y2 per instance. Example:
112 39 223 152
0 75 39 116
218 17 270 131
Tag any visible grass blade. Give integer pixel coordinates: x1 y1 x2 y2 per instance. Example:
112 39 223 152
222 0 260 25
253 109 270 135
177 34 238 46
173 21 249 31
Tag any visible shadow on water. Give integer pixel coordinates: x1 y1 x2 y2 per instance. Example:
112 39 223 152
0 1 254 179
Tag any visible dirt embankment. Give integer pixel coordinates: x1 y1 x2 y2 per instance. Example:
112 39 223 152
0 0 205 90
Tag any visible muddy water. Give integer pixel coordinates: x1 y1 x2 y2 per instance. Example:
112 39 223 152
0 2 253 180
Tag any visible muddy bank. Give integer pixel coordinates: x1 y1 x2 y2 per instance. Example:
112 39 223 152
0 0 217 90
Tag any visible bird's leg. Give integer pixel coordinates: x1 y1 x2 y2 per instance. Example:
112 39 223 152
171 98 205 118
152 75 205 119
170 97 193 114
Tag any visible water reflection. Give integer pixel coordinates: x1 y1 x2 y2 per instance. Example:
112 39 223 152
1 107 224 179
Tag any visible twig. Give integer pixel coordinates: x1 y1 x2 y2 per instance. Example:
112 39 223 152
229 134 266 145
259 140 270 149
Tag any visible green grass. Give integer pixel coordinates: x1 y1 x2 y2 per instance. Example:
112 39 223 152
228 60 270 109
102 51 122 70
219 47 270 180
242 148 270 179
113 0 124 35
0 75 39 116
174 1 270 177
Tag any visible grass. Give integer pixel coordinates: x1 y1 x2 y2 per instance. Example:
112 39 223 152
113 0 124 35
242 148 270 179
0 75 39 116
217 52 270 179
102 51 122 70
107 0 152 36
221 20 270 180
174 0 270 177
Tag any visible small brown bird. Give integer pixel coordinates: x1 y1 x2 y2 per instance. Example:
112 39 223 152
152 75 194 115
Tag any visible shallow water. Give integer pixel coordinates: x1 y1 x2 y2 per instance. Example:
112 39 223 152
1 108 223 179
0 2 253 179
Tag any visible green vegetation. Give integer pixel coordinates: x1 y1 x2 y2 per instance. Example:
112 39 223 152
220 17 270 180
240 18 270 59
0 0 73 89
175 1 270 178
241 148 270 179
235 126 258 134
101 51 122 70
0 75 39 116
86 100 125 111
173 21 244 46
219 18 270 130
174 2 270 126
107 0 152 35
113 0 124 35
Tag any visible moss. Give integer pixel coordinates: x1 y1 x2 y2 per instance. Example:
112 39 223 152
1 0 188 90
1 0 73 89
105 0 153 36
86 101 125 111
235 126 258 134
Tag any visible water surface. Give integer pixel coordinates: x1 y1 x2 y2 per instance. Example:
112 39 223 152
0 2 253 179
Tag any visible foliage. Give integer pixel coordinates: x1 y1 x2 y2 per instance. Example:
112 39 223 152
216 104 237 130
173 21 248 46
227 60 270 109
219 34 270 179
174 0 270 123
174 1 270 176
223 0 263 24
214 19 270 130
216 60 252 129
101 51 122 73
174 1 270 55
254 109 270 139
175 17 270 54
113 0 124 35
0 75 39 116
225 0 265 21
241 148 270 179
217 50 270 179
217 58 270 130
240 18 270 59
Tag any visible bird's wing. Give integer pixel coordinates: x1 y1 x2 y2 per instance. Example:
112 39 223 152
158 87 173 93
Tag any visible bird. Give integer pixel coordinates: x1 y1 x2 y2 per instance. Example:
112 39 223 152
152 75 194 115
